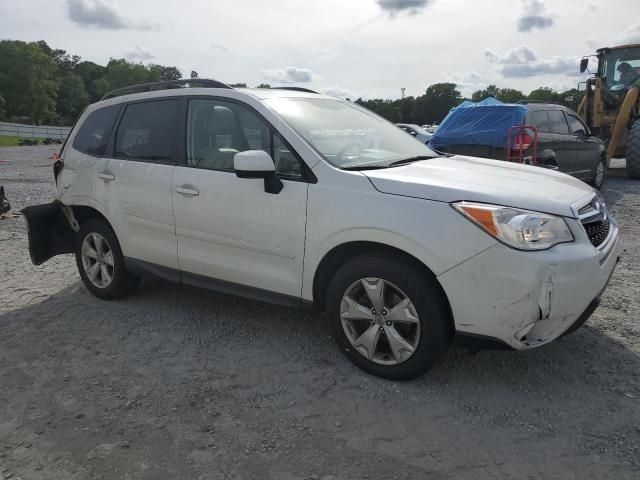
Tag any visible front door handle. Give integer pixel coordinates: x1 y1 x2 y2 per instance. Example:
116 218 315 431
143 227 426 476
97 172 115 182
175 185 200 196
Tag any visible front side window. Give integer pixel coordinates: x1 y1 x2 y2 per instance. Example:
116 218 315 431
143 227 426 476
114 100 178 162
565 113 588 136
72 105 119 156
265 97 438 169
186 99 303 178
548 110 570 135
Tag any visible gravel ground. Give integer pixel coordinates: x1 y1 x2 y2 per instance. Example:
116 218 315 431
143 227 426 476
0 146 639 480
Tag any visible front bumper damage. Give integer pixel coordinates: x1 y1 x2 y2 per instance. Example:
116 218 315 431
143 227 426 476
439 220 620 350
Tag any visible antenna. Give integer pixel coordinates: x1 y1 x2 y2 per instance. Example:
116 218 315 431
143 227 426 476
401 87 406 99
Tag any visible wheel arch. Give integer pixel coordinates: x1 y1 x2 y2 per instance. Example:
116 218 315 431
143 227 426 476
311 241 455 334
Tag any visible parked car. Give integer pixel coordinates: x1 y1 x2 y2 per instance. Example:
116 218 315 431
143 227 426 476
23 80 619 380
395 123 432 143
431 100 608 189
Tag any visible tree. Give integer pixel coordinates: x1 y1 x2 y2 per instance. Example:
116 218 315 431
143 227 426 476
74 61 106 102
103 58 161 91
57 73 89 124
471 85 523 103
421 83 461 123
230 83 247 87
151 65 182 81
190 70 198 79
527 87 559 103
0 40 58 123
256 83 271 88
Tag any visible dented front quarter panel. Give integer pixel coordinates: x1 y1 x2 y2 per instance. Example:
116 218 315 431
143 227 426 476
438 218 620 350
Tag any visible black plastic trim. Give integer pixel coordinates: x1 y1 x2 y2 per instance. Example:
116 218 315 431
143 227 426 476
454 332 514 351
101 79 232 100
124 257 303 309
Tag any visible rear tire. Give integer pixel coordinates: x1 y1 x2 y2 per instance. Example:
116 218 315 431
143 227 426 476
75 219 137 300
326 254 452 380
627 119 640 179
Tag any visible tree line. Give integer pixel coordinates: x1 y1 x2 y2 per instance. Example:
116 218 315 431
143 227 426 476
0 39 584 127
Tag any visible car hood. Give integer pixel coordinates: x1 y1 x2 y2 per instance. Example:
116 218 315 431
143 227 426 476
363 155 595 218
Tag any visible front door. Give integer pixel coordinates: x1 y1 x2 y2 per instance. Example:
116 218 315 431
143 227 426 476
547 109 579 174
564 111 601 180
172 98 309 299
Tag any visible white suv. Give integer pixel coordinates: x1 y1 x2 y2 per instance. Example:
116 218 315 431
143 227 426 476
23 80 620 380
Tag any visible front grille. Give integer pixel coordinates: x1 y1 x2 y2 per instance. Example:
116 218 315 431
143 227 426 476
583 219 610 247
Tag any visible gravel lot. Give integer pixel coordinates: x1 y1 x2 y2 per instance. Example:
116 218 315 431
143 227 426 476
1 146 639 480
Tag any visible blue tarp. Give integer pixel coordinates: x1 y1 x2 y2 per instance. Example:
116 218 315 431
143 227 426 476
430 98 528 150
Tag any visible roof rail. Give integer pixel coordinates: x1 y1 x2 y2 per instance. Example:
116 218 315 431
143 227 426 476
517 100 564 106
101 79 232 100
271 87 319 94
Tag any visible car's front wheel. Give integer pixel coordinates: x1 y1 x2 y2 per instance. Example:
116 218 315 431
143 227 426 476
326 254 452 380
590 156 607 190
76 219 137 300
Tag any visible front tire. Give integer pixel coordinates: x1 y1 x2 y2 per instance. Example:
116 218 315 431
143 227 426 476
627 119 640 179
75 219 135 300
326 254 452 380
590 156 607 190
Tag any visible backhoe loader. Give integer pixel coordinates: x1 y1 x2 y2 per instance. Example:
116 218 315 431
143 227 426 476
578 44 640 178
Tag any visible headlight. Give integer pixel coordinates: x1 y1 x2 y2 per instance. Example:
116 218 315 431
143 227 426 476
452 202 574 251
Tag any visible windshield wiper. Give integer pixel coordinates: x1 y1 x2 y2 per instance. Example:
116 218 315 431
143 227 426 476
386 155 436 167
341 163 390 171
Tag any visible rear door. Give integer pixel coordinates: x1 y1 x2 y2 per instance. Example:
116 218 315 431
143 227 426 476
93 99 179 270
547 109 578 174
564 111 601 180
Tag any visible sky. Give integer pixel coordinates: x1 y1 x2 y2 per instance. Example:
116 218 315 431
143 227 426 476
1 0 640 99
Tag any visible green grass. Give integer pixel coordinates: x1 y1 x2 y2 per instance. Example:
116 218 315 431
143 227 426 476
0 136 39 147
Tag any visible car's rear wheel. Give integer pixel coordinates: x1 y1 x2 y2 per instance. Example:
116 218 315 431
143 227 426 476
76 219 137 300
590 156 607 189
326 254 451 380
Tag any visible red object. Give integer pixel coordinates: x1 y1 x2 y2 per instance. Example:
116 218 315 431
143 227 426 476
0 160 11 163
506 124 538 165
48 152 59 160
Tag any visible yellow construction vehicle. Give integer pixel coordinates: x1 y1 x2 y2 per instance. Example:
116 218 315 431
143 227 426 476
578 44 640 178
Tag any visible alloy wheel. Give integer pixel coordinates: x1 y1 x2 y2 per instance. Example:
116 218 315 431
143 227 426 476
81 232 114 288
340 278 421 365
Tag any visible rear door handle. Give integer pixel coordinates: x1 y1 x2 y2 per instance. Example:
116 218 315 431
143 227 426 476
97 172 115 182
175 185 200 196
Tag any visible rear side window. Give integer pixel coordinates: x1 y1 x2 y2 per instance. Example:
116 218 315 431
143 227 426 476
72 105 119 156
115 100 178 162
530 111 550 133
548 110 570 135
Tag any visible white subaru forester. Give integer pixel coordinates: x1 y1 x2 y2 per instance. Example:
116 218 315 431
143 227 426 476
23 80 619 380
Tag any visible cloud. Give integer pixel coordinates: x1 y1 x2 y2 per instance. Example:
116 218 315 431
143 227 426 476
376 0 433 16
67 0 157 30
261 66 314 84
446 71 485 97
485 45 581 78
617 19 640 44
125 45 156 62
517 0 554 32
587 1 597 11
211 43 229 53
319 86 354 99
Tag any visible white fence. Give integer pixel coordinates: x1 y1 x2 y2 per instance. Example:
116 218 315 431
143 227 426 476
0 122 71 140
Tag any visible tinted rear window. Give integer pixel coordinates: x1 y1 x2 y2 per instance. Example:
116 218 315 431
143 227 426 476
530 111 550 133
548 110 570 135
72 105 120 156
115 100 178 162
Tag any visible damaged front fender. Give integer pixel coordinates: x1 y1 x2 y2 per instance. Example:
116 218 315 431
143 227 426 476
22 201 77 265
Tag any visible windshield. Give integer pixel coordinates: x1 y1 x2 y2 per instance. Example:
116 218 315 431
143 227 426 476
600 46 640 88
264 97 438 169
